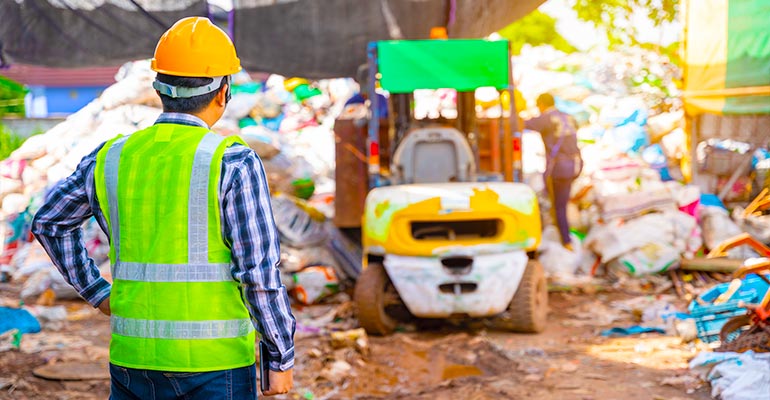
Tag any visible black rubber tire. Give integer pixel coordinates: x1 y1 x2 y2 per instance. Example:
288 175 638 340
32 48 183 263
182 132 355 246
719 314 751 343
503 260 548 333
354 262 398 336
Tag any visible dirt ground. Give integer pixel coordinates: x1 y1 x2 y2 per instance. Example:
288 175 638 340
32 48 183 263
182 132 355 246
0 282 713 400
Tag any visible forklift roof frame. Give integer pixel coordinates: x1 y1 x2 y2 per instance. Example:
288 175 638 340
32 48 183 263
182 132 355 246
365 38 522 188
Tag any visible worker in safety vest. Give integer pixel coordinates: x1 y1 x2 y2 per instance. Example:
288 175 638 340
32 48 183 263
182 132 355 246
32 17 295 398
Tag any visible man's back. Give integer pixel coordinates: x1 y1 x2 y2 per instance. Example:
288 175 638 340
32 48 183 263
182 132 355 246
525 107 580 161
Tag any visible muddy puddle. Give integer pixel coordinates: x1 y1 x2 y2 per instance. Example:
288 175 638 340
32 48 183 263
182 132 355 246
293 332 520 399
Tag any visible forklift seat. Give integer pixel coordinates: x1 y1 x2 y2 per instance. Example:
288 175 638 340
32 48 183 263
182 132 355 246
390 127 476 184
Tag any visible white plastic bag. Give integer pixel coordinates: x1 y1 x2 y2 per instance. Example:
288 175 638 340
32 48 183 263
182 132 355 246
538 226 582 281
20 267 79 300
690 351 770 400
700 206 757 259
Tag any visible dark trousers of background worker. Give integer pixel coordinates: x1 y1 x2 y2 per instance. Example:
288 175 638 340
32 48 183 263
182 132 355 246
545 175 574 246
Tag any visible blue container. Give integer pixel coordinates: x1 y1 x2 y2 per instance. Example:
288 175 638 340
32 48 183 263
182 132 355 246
688 275 770 343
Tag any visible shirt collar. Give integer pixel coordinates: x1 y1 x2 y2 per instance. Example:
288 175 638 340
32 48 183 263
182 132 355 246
154 112 209 129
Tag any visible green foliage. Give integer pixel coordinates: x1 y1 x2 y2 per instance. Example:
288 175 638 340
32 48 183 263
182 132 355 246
639 40 682 67
0 124 25 160
570 0 678 48
498 10 578 55
0 76 27 117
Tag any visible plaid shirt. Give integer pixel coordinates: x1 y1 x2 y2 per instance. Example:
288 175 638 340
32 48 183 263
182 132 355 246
31 113 295 371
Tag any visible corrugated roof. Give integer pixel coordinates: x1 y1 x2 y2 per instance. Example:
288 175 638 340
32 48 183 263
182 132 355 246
0 64 120 87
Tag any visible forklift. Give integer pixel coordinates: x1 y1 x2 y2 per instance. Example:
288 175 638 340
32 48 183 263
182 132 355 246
335 38 547 335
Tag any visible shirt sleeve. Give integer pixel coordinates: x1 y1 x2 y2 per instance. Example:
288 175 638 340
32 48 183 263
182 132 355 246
221 147 296 372
524 114 547 133
31 145 111 308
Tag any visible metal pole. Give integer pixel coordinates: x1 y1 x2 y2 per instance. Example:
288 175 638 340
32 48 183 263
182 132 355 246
367 43 381 189
505 44 519 182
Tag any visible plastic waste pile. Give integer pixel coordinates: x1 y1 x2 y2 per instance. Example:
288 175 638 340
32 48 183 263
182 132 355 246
520 49 770 400
508 45 770 284
271 193 361 304
0 60 361 305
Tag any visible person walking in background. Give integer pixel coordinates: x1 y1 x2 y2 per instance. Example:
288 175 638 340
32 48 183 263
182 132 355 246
525 93 583 250
31 17 295 399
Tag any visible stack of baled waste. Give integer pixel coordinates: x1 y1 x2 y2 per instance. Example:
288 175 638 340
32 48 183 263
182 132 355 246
0 60 360 305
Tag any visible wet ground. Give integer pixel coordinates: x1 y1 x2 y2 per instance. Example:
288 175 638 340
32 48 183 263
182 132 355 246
0 282 712 400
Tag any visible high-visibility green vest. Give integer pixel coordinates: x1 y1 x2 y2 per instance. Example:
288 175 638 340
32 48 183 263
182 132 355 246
94 123 255 372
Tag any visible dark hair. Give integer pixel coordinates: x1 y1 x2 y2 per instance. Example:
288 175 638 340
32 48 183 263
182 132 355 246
155 73 225 113
536 93 555 108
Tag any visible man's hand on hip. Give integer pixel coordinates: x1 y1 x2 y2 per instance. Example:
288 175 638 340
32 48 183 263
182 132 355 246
97 296 111 316
262 369 293 396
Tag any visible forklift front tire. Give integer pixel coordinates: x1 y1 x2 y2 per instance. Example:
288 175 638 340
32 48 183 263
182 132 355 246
354 262 398 335
501 259 548 333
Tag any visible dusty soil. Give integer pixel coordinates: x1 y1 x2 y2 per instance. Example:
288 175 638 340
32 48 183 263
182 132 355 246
285 291 711 400
0 281 712 400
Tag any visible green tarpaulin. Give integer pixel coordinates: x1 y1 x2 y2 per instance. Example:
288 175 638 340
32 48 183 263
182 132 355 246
377 39 510 93
683 0 770 115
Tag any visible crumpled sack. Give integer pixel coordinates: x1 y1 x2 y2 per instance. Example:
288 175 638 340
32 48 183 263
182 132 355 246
281 246 337 274
222 93 259 121
240 125 282 160
700 206 758 259
538 226 581 281
690 351 770 400
21 267 79 300
271 194 328 248
11 242 53 280
731 206 770 244
585 210 702 267
291 266 340 305
99 60 159 110
617 241 680 276
0 159 26 180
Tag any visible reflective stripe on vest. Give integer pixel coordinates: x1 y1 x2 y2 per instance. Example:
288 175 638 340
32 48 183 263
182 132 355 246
103 132 253 339
104 136 129 263
111 316 252 339
188 133 221 264
112 262 232 282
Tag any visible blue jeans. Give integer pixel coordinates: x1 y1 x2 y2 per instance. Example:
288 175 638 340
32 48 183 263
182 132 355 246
110 363 257 400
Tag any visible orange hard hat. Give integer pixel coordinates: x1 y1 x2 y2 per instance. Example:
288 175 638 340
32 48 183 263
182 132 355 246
151 17 241 77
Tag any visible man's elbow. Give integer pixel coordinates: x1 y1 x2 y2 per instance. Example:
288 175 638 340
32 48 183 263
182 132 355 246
30 212 49 238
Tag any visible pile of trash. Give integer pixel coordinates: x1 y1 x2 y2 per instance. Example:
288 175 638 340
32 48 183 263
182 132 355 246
0 60 361 307
505 45 770 288
514 48 770 398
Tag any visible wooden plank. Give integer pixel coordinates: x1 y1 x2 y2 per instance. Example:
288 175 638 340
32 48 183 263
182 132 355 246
680 257 743 273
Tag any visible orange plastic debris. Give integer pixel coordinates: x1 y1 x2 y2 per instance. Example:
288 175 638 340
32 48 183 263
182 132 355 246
707 233 770 259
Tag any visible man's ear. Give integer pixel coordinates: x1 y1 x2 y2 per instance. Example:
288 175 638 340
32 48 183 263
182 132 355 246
215 84 229 107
